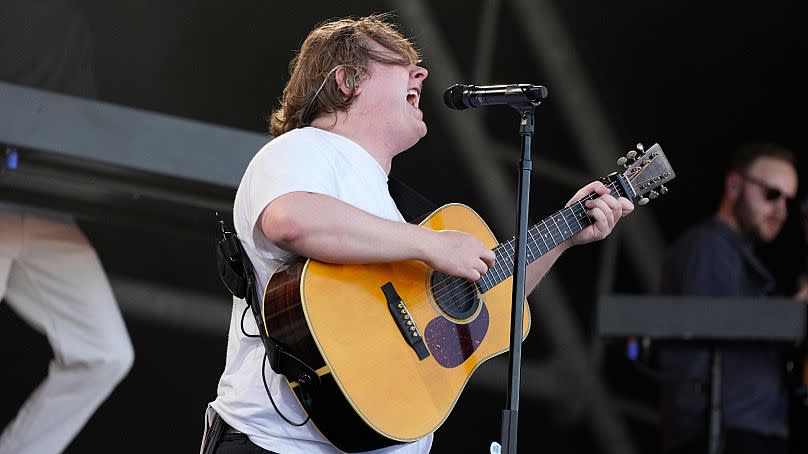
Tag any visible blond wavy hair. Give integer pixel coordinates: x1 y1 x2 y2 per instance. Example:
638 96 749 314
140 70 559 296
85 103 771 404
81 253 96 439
269 14 421 137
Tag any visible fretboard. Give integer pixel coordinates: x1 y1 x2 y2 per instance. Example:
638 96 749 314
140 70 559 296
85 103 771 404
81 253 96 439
476 184 621 293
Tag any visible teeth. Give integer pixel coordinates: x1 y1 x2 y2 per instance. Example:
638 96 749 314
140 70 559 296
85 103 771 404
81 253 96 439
406 89 419 108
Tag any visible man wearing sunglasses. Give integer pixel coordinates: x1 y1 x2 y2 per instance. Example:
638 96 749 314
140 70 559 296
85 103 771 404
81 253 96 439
658 143 802 454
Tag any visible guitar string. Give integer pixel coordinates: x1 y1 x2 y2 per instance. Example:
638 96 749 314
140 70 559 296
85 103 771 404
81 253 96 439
395 181 627 316
426 172 652 314
424 195 595 315
423 179 639 316
423 160 662 314
434 200 593 314
408 182 621 314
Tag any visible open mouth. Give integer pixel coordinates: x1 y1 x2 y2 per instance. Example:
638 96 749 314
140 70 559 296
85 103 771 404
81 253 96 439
406 88 420 109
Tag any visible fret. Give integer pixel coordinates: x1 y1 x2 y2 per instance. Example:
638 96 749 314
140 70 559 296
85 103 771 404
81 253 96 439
498 246 510 273
559 209 573 240
480 194 597 292
481 242 511 292
531 226 546 256
527 230 544 263
541 218 553 248
561 209 576 235
572 201 586 229
492 247 507 279
526 228 539 261
578 204 592 228
505 242 516 273
549 215 562 246
479 271 492 290
499 244 512 269
491 247 504 283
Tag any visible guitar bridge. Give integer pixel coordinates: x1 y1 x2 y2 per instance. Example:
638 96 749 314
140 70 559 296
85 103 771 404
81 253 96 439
381 282 430 360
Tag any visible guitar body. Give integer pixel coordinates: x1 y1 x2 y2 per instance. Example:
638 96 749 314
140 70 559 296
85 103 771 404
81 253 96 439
264 203 531 451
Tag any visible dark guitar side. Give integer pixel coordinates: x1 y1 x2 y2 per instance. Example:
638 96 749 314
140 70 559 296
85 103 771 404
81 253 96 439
263 261 402 452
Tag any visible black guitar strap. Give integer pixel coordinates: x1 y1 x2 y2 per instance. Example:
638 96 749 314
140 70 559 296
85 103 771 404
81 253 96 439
388 176 438 223
213 179 436 413
215 216 321 409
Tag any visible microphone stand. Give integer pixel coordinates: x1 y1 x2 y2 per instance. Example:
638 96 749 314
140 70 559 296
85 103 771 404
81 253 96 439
499 106 536 454
442 82 548 454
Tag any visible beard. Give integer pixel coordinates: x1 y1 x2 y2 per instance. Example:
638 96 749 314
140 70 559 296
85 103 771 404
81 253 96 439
732 196 781 245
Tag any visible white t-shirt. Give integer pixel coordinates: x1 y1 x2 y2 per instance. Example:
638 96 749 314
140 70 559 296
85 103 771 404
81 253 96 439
209 127 433 454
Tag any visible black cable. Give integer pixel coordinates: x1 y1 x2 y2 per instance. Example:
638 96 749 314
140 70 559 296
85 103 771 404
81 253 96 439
218 221 313 428
263 355 310 427
241 303 310 426
240 304 261 338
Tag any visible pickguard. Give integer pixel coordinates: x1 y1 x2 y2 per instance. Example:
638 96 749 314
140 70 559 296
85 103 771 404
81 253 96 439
423 304 489 368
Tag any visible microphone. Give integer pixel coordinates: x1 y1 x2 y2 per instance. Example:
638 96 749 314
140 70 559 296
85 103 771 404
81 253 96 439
443 83 548 110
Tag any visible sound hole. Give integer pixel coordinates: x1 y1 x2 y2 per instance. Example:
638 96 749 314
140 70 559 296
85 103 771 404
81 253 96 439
430 271 480 320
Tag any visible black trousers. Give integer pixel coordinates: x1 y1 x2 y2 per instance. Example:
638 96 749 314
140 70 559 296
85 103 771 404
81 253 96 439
202 412 279 454
212 432 280 454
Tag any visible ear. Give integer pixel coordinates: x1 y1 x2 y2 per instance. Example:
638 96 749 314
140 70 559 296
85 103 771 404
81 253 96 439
725 171 742 198
335 66 362 98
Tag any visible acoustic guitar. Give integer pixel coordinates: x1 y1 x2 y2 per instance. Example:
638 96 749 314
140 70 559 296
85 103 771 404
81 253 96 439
262 143 675 452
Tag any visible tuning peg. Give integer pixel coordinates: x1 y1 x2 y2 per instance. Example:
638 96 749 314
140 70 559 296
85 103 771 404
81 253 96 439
635 143 645 153
626 150 637 160
649 190 659 199
617 156 628 166
638 196 650 206
659 185 669 195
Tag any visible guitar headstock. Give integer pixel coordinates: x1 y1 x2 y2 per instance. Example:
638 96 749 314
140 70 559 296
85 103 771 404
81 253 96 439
607 143 676 205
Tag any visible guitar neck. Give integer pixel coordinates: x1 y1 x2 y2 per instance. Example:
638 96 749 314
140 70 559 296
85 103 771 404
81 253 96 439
477 179 625 293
